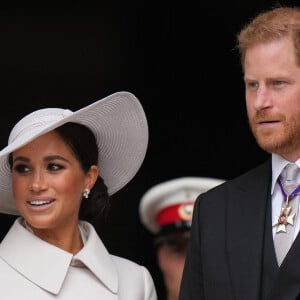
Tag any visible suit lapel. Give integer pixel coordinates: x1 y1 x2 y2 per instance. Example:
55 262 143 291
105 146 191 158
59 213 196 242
226 161 271 299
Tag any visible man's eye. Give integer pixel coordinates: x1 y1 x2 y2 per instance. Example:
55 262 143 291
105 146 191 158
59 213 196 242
13 164 30 173
273 80 284 86
247 81 258 89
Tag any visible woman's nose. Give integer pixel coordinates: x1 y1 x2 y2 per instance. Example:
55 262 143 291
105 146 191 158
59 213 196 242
29 172 47 192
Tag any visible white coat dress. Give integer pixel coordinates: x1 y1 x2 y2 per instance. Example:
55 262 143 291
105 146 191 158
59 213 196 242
0 217 157 300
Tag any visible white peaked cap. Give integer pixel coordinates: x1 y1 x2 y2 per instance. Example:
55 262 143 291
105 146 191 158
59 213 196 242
139 176 225 234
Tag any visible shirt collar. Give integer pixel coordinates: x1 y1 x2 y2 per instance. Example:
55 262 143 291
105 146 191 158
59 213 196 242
271 153 300 195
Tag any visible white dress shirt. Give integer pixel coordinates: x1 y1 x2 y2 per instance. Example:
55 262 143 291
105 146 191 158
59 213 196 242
271 153 300 240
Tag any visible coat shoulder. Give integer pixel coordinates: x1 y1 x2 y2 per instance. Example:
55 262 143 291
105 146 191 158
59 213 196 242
111 255 158 300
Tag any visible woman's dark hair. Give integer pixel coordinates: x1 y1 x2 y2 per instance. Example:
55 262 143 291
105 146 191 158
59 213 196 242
9 122 111 221
54 122 111 221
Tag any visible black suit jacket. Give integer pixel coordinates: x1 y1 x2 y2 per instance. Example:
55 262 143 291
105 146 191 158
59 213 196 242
179 159 300 300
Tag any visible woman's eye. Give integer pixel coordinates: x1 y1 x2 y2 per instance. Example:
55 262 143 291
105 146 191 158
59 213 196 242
48 163 64 171
13 164 30 173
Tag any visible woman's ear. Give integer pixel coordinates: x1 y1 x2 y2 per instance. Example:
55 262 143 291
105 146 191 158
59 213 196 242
85 165 99 189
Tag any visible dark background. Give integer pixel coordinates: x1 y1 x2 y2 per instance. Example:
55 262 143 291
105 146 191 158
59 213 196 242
0 1 298 298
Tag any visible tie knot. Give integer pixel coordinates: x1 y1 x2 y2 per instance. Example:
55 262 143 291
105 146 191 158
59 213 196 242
285 163 299 182
282 163 299 193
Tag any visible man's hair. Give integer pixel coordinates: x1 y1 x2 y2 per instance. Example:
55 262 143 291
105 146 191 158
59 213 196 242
237 6 300 70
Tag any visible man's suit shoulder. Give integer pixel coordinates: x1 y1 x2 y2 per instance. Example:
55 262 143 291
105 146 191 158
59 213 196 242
202 158 271 197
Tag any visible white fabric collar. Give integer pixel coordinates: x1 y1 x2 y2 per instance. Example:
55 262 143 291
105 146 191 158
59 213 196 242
0 217 118 295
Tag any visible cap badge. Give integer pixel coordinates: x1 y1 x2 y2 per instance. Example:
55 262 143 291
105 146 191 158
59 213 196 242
178 203 194 221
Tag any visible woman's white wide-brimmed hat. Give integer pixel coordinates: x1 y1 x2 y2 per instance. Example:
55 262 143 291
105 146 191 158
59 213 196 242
0 91 148 215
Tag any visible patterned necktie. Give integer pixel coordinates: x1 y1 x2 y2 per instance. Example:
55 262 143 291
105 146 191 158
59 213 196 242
273 163 300 266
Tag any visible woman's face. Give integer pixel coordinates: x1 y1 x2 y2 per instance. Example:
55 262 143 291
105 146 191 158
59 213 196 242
11 130 97 235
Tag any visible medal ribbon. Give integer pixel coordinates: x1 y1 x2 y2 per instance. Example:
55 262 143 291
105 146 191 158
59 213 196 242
277 178 300 202
273 178 300 233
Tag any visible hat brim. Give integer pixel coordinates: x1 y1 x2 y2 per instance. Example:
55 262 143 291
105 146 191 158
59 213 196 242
0 91 148 215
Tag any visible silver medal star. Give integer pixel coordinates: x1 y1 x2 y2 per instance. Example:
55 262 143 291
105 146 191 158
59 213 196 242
272 206 295 233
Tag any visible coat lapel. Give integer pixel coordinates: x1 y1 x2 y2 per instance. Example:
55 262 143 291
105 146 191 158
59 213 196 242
0 218 119 296
226 161 271 299
0 218 72 294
